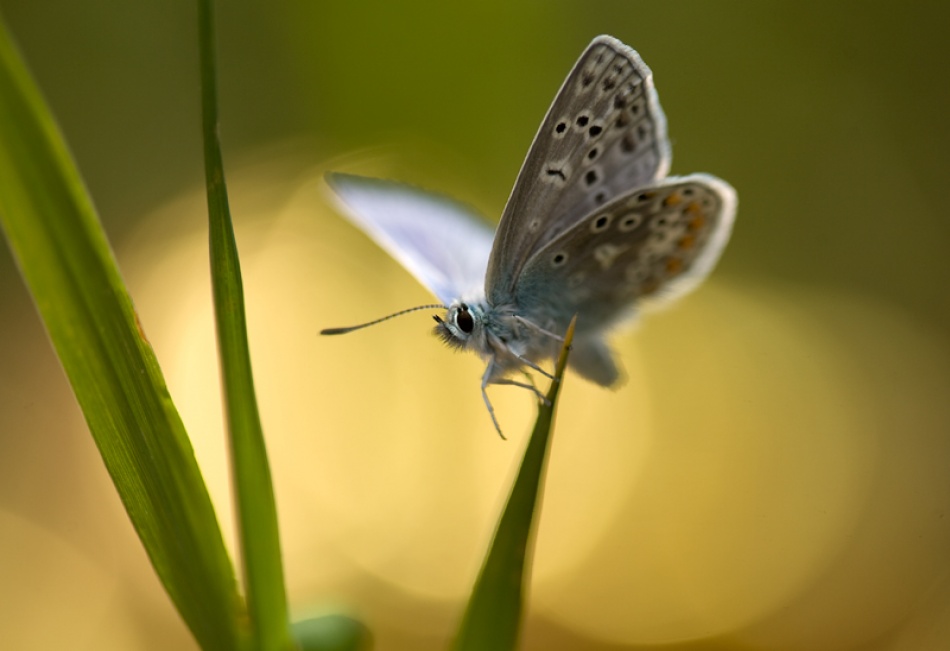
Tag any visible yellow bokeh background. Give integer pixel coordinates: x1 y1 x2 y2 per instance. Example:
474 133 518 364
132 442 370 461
1 2 949 650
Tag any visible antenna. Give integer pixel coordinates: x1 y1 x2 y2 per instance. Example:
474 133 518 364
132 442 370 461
320 304 446 336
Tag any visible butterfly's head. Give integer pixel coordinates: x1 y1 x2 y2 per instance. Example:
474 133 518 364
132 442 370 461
433 301 485 352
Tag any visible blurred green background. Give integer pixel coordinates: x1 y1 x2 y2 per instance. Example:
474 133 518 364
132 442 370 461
1 2 949 650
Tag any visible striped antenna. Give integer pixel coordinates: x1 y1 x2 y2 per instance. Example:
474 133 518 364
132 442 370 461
321 304 446 336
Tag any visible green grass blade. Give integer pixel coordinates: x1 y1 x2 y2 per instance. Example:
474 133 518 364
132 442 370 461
450 317 577 651
0 15 245 651
197 2 292 649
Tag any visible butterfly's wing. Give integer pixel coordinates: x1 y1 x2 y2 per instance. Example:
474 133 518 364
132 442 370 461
514 174 737 334
325 173 495 305
486 35 671 303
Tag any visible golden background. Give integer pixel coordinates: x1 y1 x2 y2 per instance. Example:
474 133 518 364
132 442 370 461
1 2 948 650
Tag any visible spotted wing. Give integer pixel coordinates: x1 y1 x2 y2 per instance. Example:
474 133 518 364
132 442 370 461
486 35 671 303
513 175 737 334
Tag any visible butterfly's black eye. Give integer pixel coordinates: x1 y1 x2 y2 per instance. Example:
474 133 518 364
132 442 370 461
456 306 474 334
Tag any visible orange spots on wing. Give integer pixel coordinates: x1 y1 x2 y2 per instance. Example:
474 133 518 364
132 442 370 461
665 257 683 275
663 192 682 207
677 234 696 250
685 202 706 231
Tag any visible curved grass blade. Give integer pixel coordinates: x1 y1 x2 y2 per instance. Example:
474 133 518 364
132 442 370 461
450 316 576 651
197 1 292 649
0 15 245 651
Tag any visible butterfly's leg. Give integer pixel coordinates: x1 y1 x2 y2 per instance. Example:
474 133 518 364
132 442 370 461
512 354 556 382
481 362 507 440
521 370 538 392
520 371 553 406
484 327 555 381
514 316 565 342
493 377 551 407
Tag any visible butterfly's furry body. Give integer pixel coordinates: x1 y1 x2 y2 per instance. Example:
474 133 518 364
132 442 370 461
434 296 623 386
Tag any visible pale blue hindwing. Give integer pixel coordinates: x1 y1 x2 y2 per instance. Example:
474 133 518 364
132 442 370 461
486 35 672 304
325 173 495 305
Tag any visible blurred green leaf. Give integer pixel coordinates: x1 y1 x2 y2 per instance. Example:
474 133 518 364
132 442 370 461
450 317 576 651
0 14 246 651
292 614 373 651
197 2 292 649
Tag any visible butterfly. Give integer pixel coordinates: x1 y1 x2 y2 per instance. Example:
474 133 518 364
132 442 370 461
322 35 737 438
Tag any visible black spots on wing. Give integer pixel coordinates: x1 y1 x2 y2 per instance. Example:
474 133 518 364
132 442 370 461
555 47 662 175
584 168 599 187
585 51 606 84
620 131 637 153
590 213 611 233
542 157 572 187
604 79 651 157
570 112 602 141
618 212 643 232
614 92 644 131
581 46 612 89
630 97 643 116
619 123 650 155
